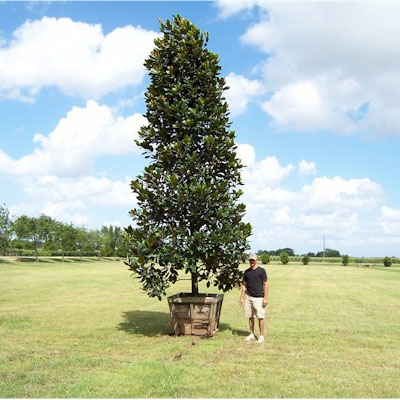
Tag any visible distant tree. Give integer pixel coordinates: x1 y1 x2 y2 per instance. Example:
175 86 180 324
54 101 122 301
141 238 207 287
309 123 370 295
280 251 290 265
276 248 295 256
342 255 349 266
259 248 295 256
13 214 54 261
316 248 341 257
0 204 12 255
125 15 251 299
74 227 89 261
259 252 270 265
257 250 267 255
101 225 124 259
307 252 315 257
302 255 310 265
89 229 105 259
41 217 64 253
383 257 392 267
55 222 77 261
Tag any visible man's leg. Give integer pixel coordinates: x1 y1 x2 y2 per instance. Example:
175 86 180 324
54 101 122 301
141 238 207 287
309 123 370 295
245 317 256 341
249 317 255 334
259 318 265 337
255 298 266 343
244 296 256 341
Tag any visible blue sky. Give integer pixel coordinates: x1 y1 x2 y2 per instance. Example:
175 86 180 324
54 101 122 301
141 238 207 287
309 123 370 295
1 1 400 257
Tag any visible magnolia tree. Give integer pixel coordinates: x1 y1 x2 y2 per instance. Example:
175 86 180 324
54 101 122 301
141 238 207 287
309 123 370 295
125 15 251 300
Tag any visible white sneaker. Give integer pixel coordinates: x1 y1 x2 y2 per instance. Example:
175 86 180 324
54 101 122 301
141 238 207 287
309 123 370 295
245 333 256 341
257 335 264 344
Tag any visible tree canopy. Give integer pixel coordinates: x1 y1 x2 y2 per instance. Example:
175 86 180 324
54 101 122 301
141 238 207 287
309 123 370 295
125 15 251 300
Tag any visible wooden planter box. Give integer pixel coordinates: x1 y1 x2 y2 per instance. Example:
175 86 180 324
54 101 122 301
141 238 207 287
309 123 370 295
167 293 224 337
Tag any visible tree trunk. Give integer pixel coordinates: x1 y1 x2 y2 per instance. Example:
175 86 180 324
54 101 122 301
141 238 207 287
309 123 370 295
35 240 39 262
191 272 199 295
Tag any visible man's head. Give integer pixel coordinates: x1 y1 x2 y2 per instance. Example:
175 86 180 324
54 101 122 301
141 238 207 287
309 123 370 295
249 253 258 267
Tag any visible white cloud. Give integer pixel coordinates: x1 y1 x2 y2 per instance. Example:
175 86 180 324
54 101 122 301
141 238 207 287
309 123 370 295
263 80 321 130
217 1 400 136
0 100 145 177
256 186 299 206
236 143 256 167
242 154 294 190
272 205 291 224
25 175 134 207
379 206 400 236
298 159 316 176
301 176 384 213
238 147 299 215
216 0 267 19
0 17 158 101
381 206 400 220
225 72 264 117
10 175 136 228
237 144 387 254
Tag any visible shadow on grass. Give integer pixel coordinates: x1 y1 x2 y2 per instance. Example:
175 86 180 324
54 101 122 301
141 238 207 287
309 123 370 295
118 310 174 336
11 256 105 264
118 310 248 338
15 257 42 263
218 323 249 337
14 257 54 263
48 257 72 263
45 257 91 263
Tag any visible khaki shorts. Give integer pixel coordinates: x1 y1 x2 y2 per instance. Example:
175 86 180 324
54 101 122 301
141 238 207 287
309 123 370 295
243 294 265 319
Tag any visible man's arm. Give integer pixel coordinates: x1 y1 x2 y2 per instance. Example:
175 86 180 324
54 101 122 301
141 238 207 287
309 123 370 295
239 282 246 306
263 280 268 306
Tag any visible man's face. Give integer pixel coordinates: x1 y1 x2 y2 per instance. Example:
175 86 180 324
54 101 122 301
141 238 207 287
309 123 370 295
249 258 257 267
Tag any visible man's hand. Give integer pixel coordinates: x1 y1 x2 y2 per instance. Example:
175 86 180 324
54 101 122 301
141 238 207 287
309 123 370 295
263 298 268 307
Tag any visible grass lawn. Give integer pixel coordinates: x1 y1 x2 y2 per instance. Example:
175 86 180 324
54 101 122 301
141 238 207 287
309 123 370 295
0 257 399 398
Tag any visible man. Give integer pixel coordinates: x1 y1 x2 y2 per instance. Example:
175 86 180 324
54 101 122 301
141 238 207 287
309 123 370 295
239 253 268 343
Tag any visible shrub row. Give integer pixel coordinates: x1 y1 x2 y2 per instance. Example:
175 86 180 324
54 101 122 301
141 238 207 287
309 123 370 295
259 256 399 266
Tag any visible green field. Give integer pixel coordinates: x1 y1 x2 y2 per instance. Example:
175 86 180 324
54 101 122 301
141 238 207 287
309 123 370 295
1 257 399 398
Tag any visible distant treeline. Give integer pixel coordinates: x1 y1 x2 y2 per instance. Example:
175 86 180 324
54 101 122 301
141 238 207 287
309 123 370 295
254 250 399 266
257 255 400 264
0 204 128 261
256 248 342 257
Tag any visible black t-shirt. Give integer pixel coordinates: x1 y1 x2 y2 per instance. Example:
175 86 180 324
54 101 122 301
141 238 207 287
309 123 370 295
242 266 267 297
